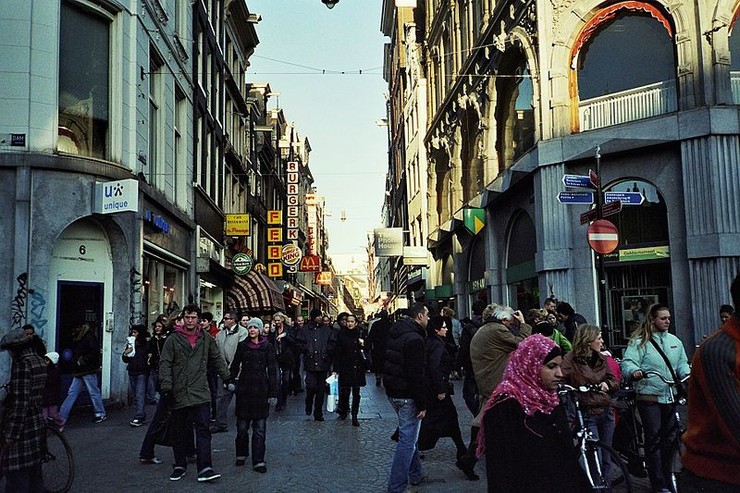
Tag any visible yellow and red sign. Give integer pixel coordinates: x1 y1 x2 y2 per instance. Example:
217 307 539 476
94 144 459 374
299 254 321 272
282 244 302 266
225 213 250 236
268 262 283 277
315 271 332 285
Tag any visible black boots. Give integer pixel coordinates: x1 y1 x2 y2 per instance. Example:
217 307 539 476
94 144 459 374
455 453 480 481
351 415 359 427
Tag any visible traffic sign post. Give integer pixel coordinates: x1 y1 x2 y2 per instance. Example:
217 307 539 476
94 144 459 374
562 174 596 189
604 191 644 205
558 191 594 204
587 219 619 254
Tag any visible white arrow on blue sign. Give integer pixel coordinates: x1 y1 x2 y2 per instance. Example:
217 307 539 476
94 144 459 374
604 191 644 205
557 191 594 204
562 174 596 189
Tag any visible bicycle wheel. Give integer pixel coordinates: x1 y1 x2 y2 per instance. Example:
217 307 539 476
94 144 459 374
664 437 684 493
42 426 74 493
583 440 634 492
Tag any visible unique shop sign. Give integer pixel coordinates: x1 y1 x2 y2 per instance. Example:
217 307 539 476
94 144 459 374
94 178 139 214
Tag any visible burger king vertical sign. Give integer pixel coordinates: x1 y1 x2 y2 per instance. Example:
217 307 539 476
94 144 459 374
284 161 300 274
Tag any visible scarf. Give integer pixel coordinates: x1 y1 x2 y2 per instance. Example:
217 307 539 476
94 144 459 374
174 326 199 348
476 334 560 457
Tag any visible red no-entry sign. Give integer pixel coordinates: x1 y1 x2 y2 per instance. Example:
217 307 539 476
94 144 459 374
587 219 619 254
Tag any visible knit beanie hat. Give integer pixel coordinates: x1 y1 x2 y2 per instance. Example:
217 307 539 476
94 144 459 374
45 351 60 365
246 317 264 332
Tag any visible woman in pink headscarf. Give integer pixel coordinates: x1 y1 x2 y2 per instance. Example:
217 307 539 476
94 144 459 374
477 334 589 493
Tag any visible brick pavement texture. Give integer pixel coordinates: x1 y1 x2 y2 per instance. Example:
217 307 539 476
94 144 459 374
62 379 650 492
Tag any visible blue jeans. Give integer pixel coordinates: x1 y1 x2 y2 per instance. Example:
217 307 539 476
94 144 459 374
129 373 147 420
172 402 212 473
584 409 615 481
387 397 424 493
59 373 106 421
146 370 159 404
236 417 267 465
215 378 235 429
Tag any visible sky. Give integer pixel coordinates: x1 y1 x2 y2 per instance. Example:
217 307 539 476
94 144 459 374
247 0 389 256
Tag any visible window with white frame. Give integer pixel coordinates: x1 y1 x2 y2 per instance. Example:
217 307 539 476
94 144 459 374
58 1 111 159
148 47 164 188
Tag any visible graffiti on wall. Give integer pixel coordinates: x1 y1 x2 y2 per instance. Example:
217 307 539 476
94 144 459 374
130 267 144 327
10 273 29 330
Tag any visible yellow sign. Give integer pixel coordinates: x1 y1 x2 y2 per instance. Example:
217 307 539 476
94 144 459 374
267 228 283 242
267 210 283 225
225 213 250 236
267 245 282 260
268 262 283 277
315 271 332 285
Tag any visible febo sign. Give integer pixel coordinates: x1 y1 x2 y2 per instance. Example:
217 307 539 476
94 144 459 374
587 219 619 254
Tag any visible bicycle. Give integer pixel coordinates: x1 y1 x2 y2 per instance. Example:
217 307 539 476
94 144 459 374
612 370 689 493
558 383 633 492
42 420 74 493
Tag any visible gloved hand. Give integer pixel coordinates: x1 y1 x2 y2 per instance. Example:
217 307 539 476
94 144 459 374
161 391 175 407
268 397 278 407
223 381 236 392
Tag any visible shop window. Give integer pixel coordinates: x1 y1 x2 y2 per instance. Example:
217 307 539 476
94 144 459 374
58 2 110 159
730 16 740 103
495 50 535 171
573 3 677 131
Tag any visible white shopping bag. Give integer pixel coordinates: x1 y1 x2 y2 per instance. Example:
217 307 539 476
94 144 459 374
325 372 339 413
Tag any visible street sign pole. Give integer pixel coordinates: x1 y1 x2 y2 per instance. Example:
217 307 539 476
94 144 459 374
594 147 611 348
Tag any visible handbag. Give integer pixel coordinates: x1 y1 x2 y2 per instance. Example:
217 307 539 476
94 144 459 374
649 338 688 403
150 405 177 447
325 373 339 413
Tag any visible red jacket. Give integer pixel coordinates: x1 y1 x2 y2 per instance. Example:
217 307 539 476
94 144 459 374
681 317 740 485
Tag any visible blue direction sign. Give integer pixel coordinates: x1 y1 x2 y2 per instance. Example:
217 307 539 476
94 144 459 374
562 174 596 189
558 191 594 204
604 192 644 205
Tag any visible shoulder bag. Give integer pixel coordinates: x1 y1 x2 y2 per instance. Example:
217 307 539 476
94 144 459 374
649 338 688 403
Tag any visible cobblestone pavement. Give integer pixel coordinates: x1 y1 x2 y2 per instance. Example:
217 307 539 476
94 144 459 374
61 377 651 492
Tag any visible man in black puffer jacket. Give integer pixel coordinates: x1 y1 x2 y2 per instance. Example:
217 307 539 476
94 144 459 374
296 309 336 421
383 303 429 493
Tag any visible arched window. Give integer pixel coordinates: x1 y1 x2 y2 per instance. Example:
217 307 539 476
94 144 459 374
460 109 483 203
433 149 452 224
506 211 538 311
572 2 677 131
731 11 740 103
495 48 535 170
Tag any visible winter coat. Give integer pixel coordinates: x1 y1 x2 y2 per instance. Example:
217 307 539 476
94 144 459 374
561 351 619 412
158 329 230 410
425 334 454 398
71 325 100 377
229 337 277 420
367 317 391 373
122 339 150 375
335 327 367 388
42 362 61 408
1 346 47 472
296 322 336 372
215 325 249 368
620 330 690 404
383 318 427 412
147 333 168 372
483 398 590 493
456 317 482 372
271 330 296 369
559 313 587 342
470 320 531 402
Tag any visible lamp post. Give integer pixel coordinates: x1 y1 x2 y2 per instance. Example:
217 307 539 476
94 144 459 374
321 0 339 8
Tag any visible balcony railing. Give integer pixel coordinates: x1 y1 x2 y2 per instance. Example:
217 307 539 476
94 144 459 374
732 71 740 104
579 80 677 131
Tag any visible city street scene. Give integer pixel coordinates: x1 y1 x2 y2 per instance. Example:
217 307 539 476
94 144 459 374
1 0 739 492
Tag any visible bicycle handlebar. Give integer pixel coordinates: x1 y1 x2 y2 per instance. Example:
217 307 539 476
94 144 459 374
639 370 690 385
557 383 604 395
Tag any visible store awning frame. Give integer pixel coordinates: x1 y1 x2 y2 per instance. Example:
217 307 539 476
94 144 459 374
227 270 286 315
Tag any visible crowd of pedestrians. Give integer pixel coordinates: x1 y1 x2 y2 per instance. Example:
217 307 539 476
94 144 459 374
2 273 739 492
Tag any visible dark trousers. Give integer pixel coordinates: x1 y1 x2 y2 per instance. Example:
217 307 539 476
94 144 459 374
462 374 479 416
291 354 303 392
338 386 361 416
172 402 212 472
637 401 677 492
305 370 327 417
4 462 43 493
235 417 267 465
139 398 195 459
277 366 292 408
207 371 219 419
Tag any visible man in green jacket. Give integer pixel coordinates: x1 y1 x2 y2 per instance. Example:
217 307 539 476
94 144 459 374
159 304 230 483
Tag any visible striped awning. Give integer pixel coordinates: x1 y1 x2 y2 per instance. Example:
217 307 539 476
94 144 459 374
227 270 286 315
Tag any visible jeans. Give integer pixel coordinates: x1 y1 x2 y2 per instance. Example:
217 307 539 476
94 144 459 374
146 370 159 404
387 397 424 493
4 462 43 493
584 409 615 481
207 371 219 419
215 378 235 429
128 373 147 420
305 371 327 418
637 401 677 491
235 418 267 465
277 366 291 408
172 402 212 472
59 373 106 421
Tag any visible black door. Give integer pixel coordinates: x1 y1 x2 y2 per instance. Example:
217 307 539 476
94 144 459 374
56 281 104 406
